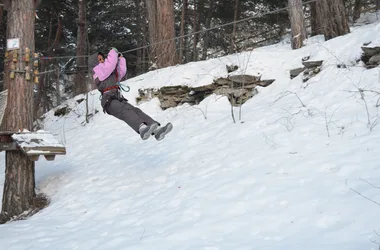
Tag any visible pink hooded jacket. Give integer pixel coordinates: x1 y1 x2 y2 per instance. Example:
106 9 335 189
92 49 127 82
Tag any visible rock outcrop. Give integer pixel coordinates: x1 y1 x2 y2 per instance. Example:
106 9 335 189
137 74 275 110
290 57 323 82
361 42 380 68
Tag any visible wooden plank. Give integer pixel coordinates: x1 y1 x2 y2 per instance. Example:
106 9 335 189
0 131 16 136
11 132 67 159
29 155 40 161
0 134 13 143
1 131 66 161
22 146 66 156
0 142 18 152
44 155 56 161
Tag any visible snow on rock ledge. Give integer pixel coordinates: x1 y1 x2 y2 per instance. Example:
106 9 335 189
136 74 275 110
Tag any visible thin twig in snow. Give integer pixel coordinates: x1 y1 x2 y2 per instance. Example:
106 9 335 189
322 105 341 138
360 178 380 189
375 230 380 237
346 179 380 207
272 91 306 107
189 105 208 120
262 133 276 149
140 227 145 240
359 90 372 126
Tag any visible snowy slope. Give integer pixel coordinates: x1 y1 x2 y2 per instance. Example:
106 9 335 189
1 15 380 250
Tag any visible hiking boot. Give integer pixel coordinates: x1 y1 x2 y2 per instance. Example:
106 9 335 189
139 123 159 140
154 123 173 141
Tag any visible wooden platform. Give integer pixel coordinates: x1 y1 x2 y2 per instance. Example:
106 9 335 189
0 131 66 161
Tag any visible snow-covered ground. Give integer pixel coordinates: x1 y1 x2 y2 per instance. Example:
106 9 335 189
1 13 380 250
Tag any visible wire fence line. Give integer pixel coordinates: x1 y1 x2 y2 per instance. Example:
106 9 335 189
0 0 319 61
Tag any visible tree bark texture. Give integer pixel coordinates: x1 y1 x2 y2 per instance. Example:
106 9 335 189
145 0 158 66
156 0 176 67
135 0 143 73
310 2 321 36
316 0 350 40
1 0 36 221
288 0 307 49
141 0 148 72
0 4 3 27
202 0 213 60
146 0 176 68
74 0 88 95
353 0 362 22
3 151 36 219
192 0 199 61
179 0 188 64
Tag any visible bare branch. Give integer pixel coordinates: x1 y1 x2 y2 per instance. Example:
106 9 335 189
189 105 207 120
370 117 380 131
140 227 145 240
346 179 380 207
370 238 380 246
262 133 276 149
272 91 306 107
359 90 371 126
321 105 340 138
344 86 380 130
360 178 380 189
374 230 380 237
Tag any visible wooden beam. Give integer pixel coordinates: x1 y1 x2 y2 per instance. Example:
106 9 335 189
29 155 40 161
44 155 56 161
22 146 66 156
0 142 18 152
0 134 12 143
0 131 16 136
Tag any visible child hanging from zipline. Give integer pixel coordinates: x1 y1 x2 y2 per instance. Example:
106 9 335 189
88 48 173 141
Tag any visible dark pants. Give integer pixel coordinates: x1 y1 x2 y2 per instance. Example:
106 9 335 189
101 90 158 133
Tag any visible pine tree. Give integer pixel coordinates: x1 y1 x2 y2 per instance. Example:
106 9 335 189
74 0 88 95
288 0 306 49
146 0 177 68
1 0 37 222
316 0 349 40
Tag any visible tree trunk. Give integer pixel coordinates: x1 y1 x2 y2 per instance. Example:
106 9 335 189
142 0 148 72
157 0 176 67
288 0 307 49
192 0 198 61
135 0 143 74
316 0 350 41
202 0 213 60
2 151 36 220
230 0 240 53
1 0 36 221
310 2 320 36
353 0 362 22
0 1 9 91
47 7 53 48
179 0 188 64
145 0 158 66
0 4 3 27
146 0 176 68
74 0 87 95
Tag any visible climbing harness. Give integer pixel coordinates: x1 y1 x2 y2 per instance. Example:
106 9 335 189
114 62 130 93
117 82 130 92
